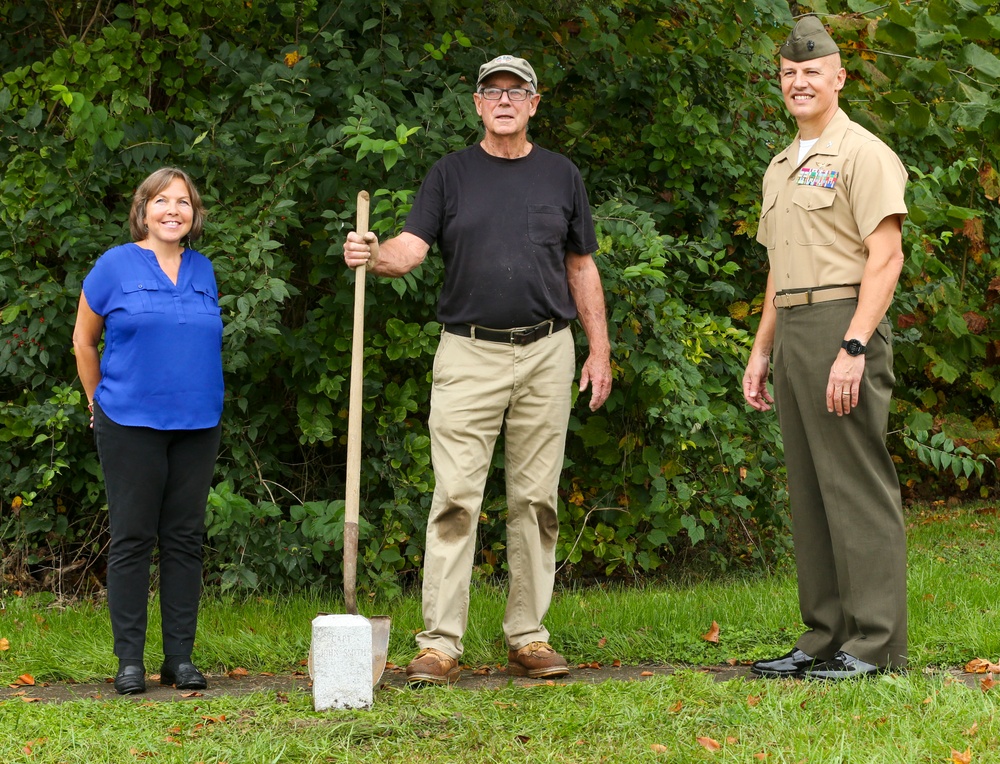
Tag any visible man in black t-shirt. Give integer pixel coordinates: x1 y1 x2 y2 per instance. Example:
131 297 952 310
343 54 612 685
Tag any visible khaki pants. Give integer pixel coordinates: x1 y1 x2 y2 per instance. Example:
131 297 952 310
774 300 907 668
416 328 575 658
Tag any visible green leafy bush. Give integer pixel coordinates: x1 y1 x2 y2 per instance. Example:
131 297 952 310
2 0 999 596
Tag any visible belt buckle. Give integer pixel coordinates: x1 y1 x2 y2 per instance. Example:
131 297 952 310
509 326 535 345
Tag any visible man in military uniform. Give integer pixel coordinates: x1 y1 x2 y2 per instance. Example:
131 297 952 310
742 15 908 680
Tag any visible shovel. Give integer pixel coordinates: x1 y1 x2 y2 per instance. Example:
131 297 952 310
343 190 391 686
310 191 391 689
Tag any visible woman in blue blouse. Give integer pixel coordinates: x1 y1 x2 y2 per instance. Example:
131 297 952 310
73 167 224 695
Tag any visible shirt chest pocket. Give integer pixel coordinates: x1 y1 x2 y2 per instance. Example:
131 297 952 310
192 280 221 315
121 281 164 315
527 204 569 247
792 187 838 246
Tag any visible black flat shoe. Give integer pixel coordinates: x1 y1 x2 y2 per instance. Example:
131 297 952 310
160 661 208 690
114 665 146 695
750 648 817 678
804 651 888 680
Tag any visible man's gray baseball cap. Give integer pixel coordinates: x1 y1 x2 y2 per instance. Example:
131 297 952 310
477 55 538 90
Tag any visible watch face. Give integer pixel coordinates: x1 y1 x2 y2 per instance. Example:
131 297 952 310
843 339 865 356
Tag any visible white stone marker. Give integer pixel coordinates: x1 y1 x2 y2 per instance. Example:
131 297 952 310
311 614 373 710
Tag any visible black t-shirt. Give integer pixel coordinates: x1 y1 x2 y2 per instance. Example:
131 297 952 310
403 143 598 328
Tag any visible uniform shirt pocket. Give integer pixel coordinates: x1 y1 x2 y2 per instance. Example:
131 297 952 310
527 204 569 247
792 187 837 246
192 280 222 315
120 280 163 315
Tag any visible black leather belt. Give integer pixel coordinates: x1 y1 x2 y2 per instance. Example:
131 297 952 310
444 318 569 345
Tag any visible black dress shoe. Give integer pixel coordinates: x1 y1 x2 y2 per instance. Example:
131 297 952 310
750 648 817 678
160 661 208 690
804 651 886 680
114 665 146 695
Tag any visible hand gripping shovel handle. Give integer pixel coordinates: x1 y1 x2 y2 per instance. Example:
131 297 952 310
343 191 369 616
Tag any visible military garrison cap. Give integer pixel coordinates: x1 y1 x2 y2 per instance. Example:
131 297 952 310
780 15 839 61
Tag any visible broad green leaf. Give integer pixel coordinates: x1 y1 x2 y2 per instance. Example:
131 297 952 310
961 43 1000 79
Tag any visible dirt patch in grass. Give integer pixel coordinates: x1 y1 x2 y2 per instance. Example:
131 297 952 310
0 663 988 704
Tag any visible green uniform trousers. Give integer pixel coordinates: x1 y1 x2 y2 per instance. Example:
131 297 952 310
773 299 907 668
416 327 575 658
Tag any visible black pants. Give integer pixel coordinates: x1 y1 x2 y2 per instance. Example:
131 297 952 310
94 404 221 663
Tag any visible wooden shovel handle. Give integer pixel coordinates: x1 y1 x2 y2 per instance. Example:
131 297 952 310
343 190 369 615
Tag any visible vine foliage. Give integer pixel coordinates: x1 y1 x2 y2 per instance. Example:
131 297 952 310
1 0 998 595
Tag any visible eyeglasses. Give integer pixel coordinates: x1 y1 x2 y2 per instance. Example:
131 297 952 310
477 87 535 102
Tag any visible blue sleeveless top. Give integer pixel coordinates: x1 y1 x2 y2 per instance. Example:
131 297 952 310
83 243 224 430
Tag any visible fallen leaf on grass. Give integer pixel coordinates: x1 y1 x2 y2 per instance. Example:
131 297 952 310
0 638 9 651
668 700 683 713
12 674 35 687
23 738 46 755
965 722 979 737
697 736 721 752
20 696 41 703
754 753 768 760
612 659 621 667
650 743 668 753
981 676 995 692
951 748 972 764
597 637 607 648
227 667 249 678
701 621 720 644
747 694 762 707
965 658 1000 674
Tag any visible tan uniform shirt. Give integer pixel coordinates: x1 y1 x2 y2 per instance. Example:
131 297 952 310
757 109 907 292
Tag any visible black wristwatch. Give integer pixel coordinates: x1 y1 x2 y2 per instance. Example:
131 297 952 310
841 338 866 356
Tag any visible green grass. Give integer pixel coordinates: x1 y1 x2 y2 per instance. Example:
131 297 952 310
1 502 999 762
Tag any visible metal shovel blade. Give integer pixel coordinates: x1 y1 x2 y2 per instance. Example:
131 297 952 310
370 615 391 685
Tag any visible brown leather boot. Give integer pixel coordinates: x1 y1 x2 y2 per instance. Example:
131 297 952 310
405 647 461 685
507 641 569 678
